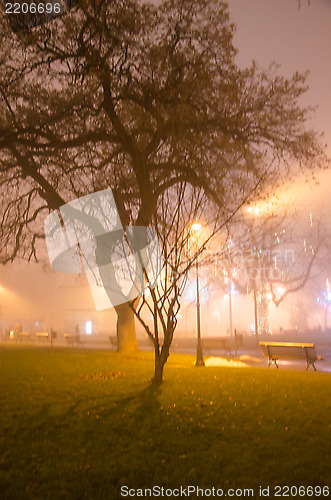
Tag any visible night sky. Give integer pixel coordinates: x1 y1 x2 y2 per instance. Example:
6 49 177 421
228 0 331 206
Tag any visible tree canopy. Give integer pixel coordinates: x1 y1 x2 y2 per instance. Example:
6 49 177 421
0 0 326 261
0 0 327 355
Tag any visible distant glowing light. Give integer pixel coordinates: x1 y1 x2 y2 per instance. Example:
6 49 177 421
85 321 93 335
318 279 331 309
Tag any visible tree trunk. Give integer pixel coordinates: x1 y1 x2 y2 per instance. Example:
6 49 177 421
114 302 139 353
153 345 170 384
153 355 164 384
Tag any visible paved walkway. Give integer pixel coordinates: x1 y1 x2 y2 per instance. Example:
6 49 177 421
4 338 331 372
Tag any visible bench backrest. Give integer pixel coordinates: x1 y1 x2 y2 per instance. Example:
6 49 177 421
202 335 243 350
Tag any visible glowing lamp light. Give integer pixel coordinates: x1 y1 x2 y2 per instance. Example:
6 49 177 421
191 223 202 235
190 223 203 247
191 223 202 231
247 205 260 216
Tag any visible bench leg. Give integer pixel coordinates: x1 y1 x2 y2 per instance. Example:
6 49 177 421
306 361 316 371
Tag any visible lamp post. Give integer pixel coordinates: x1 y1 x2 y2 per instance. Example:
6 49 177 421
252 278 259 336
228 283 233 337
247 205 260 336
191 223 205 367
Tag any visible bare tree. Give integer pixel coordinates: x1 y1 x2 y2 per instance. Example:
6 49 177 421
130 183 224 383
0 0 327 351
216 203 330 334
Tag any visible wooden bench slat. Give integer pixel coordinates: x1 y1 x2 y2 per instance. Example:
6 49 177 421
260 341 314 348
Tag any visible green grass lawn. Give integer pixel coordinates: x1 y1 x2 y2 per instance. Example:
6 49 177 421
0 344 330 499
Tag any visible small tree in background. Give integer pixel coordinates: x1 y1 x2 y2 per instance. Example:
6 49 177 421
219 203 330 335
131 183 224 383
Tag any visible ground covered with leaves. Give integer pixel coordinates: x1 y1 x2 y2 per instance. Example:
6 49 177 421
0 344 330 499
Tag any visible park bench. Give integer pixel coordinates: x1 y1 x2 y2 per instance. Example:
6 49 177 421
18 332 33 342
172 335 243 356
202 335 243 356
36 332 49 342
36 331 57 344
64 333 84 346
260 341 322 371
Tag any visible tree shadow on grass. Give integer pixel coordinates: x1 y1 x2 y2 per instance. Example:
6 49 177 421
91 380 163 420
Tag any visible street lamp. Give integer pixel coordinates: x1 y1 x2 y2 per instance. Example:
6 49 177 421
228 282 234 337
190 223 205 367
224 275 234 337
246 204 262 337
